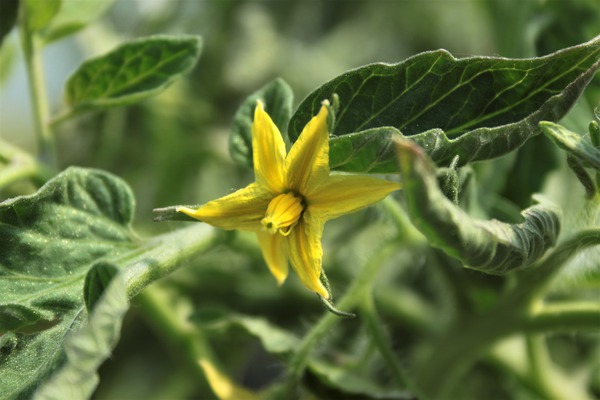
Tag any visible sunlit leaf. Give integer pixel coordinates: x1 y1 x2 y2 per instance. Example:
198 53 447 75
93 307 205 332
290 36 600 172
64 35 202 115
540 121 600 170
229 78 294 168
23 0 61 32
43 0 116 44
395 138 561 274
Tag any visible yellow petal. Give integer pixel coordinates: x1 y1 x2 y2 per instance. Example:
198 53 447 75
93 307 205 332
199 358 258 400
308 174 399 221
256 231 289 285
284 104 329 194
252 100 286 193
177 183 271 231
286 211 329 299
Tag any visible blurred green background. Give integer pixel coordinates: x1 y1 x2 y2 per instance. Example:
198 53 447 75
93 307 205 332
1 0 599 399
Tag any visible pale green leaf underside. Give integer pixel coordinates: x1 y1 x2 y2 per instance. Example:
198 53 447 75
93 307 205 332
395 138 561 274
540 121 600 170
65 35 202 113
229 78 294 168
24 0 61 32
291 36 600 172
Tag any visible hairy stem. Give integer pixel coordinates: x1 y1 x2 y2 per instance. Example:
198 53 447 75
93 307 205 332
283 241 399 394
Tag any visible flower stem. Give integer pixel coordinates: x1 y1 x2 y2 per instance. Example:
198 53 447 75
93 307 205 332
18 13 57 172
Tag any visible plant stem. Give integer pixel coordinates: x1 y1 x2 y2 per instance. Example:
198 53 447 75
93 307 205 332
526 301 600 332
283 241 399 394
18 14 57 171
361 294 415 393
122 224 223 298
414 229 600 398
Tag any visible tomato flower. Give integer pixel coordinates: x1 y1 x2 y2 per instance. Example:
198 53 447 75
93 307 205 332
177 100 399 298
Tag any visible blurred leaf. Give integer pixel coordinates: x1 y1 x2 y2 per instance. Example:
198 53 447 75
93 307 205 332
290 36 600 172
307 359 411 400
395 138 561 274
0 0 18 46
192 308 299 356
43 0 115 44
64 35 202 116
0 167 136 398
33 268 128 400
23 0 61 32
540 121 600 170
229 78 294 168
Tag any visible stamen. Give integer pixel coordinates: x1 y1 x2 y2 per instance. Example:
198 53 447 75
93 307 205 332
261 192 305 235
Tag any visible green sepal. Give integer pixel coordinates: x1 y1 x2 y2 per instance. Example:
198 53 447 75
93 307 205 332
318 271 356 319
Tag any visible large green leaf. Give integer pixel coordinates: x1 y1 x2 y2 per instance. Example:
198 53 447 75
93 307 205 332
290 36 600 172
229 78 294 168
0 167 220 398
394 138 561 274
0 168 136 398
43 0 116 44
64 35 202 116
32 264 128 400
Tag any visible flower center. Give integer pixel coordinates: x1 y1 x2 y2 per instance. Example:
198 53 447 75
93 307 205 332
261 192 305 236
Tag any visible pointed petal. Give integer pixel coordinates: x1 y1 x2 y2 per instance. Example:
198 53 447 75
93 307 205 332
177 183 271 231
309 175 399 221
287 211 329 299
256 231 289 285
284 104 329 194
252 100 286 193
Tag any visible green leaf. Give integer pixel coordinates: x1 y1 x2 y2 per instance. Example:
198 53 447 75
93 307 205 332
0 167 136 398
395 138 562 274
290 36 600 172
23 0 61 32
192 308 299 356
307 359 411 400
83 261 119 312
32 268 128 400
229 78 294 168
0 0 18 47
43 0 116 44
540 121 600 170
64 35 202 115
0 167 221 398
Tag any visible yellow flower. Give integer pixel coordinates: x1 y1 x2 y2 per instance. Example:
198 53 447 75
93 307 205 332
177 100 399 299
